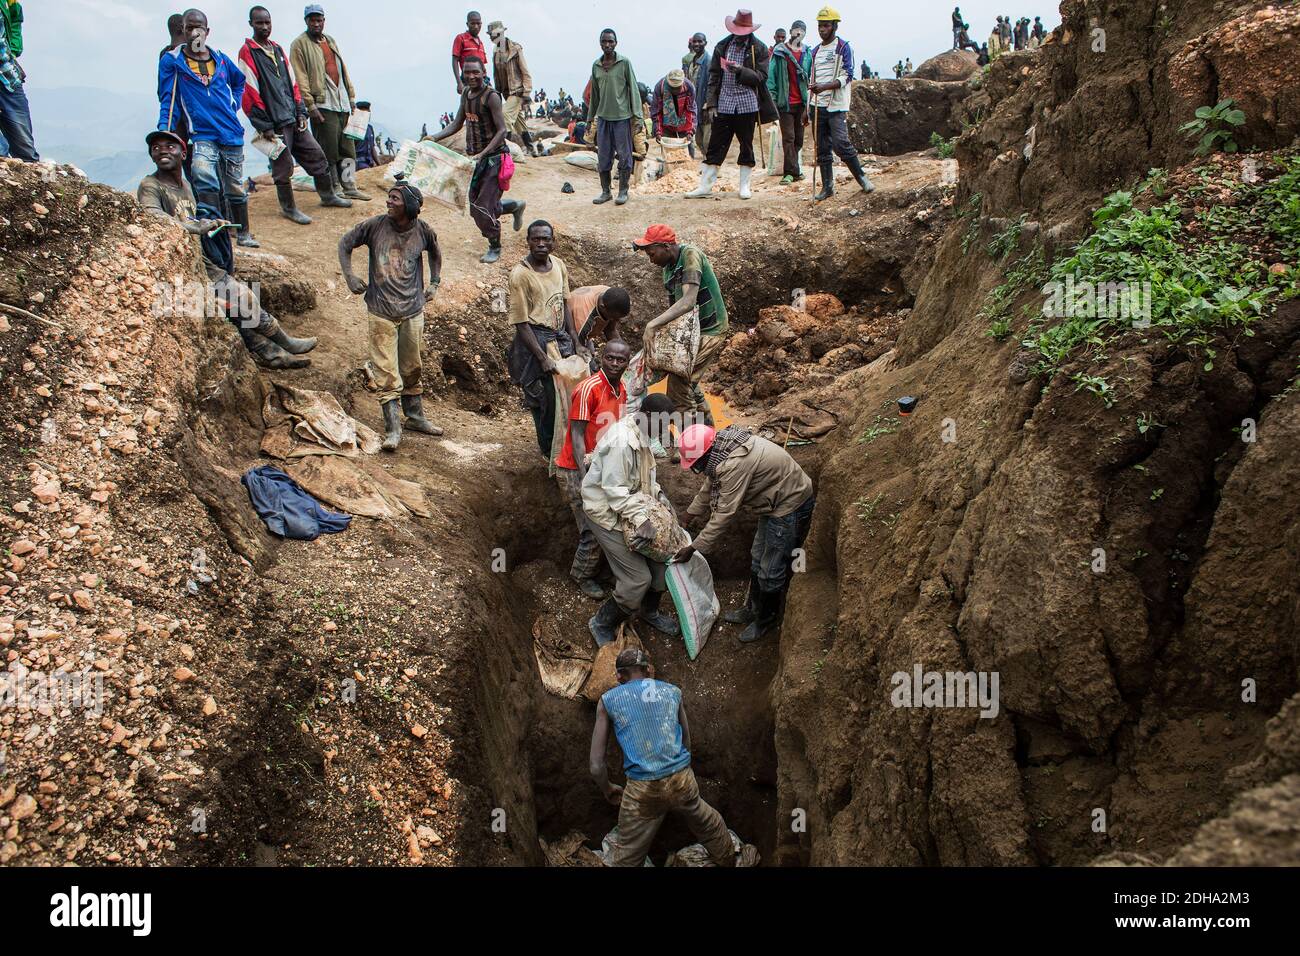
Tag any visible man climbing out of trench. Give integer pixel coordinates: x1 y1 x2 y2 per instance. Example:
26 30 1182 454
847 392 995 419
338 178 445 451
554 340 630 600
673 423 815 644
635 224 728 430
582 393 682 646
432 56 527 264
590 647 737 867
567 283 631 361
137 129 318 370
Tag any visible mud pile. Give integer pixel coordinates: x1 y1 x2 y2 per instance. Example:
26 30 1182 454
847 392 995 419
775 0 1300 866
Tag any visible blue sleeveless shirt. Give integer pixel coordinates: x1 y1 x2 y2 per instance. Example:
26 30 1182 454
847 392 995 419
601 678 691 781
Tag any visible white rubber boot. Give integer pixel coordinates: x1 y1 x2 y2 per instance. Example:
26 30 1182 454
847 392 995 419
738 166 753 199
685 164 719 198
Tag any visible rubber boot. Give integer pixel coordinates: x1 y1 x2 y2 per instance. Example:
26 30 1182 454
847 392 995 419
814 162 835 202
401 394 444 436
722 573 761 625
639 589 680 636
380 399 402 452
232 203 260 248
615 167 630 205
739 587 782 644
593 170 613 204
315 174 352 208
686 164 719 198
481 240 502 264
589 597 632 647
501 198 527 232
738 166 753 199
276 184 313 225
847 156 876 193
265 320 317 355
238 326 309 370
339 161 372 201
577 578 606 600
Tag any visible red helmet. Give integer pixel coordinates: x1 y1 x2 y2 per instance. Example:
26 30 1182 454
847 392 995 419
679 424 717 469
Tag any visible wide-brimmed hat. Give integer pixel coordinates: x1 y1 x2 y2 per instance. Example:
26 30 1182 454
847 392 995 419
666 69 686 88
725 9 760 35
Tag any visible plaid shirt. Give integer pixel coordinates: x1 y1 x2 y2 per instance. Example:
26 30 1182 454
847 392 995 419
717 37 758 115
0 30 21 93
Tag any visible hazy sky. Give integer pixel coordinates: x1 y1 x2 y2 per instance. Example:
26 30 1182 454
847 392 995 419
23 1 1059 144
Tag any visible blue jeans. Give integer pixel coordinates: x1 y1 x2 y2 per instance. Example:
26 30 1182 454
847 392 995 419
0 83 39 162
751 494 816 592
596 117 633 174
815 108 858 166
189 139 246 216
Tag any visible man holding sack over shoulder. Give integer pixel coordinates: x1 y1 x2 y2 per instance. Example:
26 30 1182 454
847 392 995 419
634 224 728 430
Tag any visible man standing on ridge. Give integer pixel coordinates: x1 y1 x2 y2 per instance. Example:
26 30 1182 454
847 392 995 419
432 56 527 264
587 28 641 207
159 10 256 246
338 179 445 452
0 0 36 162
487 20 539 157
767 19 812 185
239 6 344 227
682 33 711 158
452 10 486 95
291 5 371 204
808 7 873 201
687 9 776 201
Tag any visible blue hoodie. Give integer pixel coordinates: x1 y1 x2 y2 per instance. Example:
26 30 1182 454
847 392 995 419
158 45 246 148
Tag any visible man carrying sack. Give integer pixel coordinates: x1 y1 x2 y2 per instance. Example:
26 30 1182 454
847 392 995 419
634 224 728 429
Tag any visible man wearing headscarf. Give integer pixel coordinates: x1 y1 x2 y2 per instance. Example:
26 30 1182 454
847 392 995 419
339 178 445 451
487 20 539 156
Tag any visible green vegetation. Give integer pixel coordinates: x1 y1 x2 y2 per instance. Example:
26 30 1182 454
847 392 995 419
1017 153 1300 394
979 243 1049 336
1179 99 1246 157
930 131 956 159
857 415 900 444
988 214 1027 261
960 192 983 255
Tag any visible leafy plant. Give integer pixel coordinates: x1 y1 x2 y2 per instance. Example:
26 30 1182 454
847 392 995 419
858 415 899 444
960 192 983 255
987 317 1013 341
1136 411 1164 434
930 131 956 159
988 214 1027 261
1179 99 1246 156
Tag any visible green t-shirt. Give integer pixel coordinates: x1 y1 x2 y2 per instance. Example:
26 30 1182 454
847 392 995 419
664 244 728 336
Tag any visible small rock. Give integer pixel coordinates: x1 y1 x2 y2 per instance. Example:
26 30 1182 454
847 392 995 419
172 666 195 682
10 794 38 821
201 696 217 716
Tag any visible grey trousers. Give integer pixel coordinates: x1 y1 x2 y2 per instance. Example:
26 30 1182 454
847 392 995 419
610 767 734 867
590 522 666 612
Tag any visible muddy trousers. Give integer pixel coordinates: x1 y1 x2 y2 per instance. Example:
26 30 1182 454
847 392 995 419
310 108 356 174
666 332 726 424
778 106 806 178
610 766 735 867
589 523 666 613
368 312 424 405
268 122 330 184
469 154 506 245
752 494 816 593
556 467 602 582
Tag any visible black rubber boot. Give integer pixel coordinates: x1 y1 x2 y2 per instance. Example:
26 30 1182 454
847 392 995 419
480 241 502 264
589 597 632 647
266 320 317 355
276 184 312 225
339 162 372 201
314 174 353 208
847 156 876 193
739 588 782 644
615 167 630 205
239 327 309 369
722 573 761 625
401 394 444 436
380 399 402 452
501 198 527 232
638 589 679 636
593 170 613 204
814 163 835 202
232 203 260 247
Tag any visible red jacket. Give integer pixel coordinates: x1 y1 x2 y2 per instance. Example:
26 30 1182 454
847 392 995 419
237 38 304 133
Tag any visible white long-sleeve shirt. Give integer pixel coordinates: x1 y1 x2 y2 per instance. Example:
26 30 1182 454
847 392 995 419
580 419 661 533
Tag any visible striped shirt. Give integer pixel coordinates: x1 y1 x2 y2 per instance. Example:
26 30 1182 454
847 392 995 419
601 679 690 781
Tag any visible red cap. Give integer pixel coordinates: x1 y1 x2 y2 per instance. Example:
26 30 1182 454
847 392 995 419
633 224 678 248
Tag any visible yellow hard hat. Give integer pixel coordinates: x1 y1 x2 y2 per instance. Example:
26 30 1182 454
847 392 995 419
816 6 842 21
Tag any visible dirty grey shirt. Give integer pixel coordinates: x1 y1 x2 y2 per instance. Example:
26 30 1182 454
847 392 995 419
339 214 439 320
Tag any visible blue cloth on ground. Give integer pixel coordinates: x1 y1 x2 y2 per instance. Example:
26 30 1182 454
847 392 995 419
241 465 351 540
